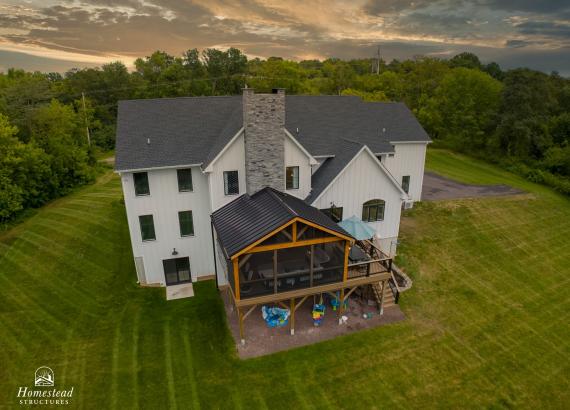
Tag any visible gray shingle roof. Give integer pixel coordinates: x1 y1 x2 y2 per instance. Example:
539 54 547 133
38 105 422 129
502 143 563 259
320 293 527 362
305 139 364 204
211 187 352 258
115 94 429 172
115 96 242 171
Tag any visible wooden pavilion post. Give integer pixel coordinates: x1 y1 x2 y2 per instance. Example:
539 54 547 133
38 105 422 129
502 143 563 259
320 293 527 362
338 240 350 317
233 257 240 300
273 249 278 294
309 244 314 287
238 307 245 344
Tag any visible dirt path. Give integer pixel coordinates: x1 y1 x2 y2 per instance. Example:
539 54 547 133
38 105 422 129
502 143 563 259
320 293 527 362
422 171 523 201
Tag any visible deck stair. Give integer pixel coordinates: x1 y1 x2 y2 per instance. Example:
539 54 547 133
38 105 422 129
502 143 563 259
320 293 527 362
371 282 395 310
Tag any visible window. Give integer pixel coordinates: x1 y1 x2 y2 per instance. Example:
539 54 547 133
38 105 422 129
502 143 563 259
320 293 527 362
224 170 239 195
286 166 299 190
134 172 150 196
320 207 343 223
402 175 410 194
177 168 193 192
178 210 194 237
362 199 385 222
139 214 156 241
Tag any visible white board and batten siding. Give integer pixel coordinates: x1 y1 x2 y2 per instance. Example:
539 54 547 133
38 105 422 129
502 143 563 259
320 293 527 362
206 132 247 212
121 167 215 285
284 134 312 200
382 142 428 202
311 149 403 255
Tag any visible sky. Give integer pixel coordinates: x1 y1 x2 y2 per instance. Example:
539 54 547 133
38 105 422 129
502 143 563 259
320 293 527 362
0 0 569 75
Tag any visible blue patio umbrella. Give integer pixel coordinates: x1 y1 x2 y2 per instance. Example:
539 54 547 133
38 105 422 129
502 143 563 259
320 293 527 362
338 215 375 241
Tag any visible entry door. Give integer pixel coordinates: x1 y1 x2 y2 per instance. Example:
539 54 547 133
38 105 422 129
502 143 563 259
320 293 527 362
163 257 191 286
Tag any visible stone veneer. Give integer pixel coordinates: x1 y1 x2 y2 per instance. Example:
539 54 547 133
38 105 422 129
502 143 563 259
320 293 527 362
242 88 285 195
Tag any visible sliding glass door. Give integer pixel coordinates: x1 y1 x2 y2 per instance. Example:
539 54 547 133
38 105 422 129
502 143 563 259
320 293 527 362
163 257 191 286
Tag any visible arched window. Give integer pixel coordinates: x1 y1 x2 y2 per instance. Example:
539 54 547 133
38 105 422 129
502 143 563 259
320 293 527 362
362 199 385 222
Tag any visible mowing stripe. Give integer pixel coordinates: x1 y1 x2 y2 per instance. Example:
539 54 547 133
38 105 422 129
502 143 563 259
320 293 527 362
181 321 201 410
164 321 178 410
131 309 140 410
111 318 122 410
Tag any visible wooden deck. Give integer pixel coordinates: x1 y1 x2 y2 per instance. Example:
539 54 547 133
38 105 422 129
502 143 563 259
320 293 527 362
347 260 389 279
233 270 391 308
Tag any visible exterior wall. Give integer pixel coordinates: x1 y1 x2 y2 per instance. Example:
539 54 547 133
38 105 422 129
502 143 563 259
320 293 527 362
284 134 312 199
311 150 403 255
207 132 247 211
382 142 428 202
121 167 215 285
243 89 285 194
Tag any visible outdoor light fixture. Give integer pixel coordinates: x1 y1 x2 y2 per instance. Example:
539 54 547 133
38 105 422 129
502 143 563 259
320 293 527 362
172 248 178 256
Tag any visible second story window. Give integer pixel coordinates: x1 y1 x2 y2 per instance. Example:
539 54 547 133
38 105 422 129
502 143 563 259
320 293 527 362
139 214 156 241
402 175 410 194
178 211 194 237
224 170 239 195
177 168 193 192
362 199 385 222
134 172 150 196
286 166 299 190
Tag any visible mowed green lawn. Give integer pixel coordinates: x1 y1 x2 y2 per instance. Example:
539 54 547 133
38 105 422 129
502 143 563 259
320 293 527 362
1 150 569 409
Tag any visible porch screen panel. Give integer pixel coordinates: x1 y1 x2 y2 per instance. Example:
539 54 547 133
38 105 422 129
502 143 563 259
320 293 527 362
312 242 344 286
275 246 312 293
238 251 275 298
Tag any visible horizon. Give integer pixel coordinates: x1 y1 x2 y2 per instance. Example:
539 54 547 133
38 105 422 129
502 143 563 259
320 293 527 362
0 0 569 76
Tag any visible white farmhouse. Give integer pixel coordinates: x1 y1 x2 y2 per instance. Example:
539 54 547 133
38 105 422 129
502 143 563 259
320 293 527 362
115 89 430 299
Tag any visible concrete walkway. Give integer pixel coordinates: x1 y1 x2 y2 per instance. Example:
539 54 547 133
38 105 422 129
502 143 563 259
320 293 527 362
422 171 523 201
166 283 194 300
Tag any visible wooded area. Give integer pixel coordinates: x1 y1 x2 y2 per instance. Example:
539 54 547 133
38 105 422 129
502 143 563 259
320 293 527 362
1 48 569 222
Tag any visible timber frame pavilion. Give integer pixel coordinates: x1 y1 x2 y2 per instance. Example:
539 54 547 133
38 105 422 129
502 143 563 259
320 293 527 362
211 187 393 343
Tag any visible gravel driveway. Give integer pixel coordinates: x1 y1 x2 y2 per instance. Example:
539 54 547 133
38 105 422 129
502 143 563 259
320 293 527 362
422 171 524 201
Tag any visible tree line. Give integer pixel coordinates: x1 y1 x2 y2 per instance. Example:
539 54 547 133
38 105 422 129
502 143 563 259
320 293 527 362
1 48 569 222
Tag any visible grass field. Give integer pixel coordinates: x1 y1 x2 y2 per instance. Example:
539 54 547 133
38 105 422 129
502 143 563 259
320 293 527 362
1 149 568 409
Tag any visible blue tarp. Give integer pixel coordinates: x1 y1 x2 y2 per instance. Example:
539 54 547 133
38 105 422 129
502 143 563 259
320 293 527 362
262 306 290 327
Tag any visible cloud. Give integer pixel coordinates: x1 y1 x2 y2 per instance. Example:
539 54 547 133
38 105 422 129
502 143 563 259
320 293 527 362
363 0 433 15
505 39 531 48
515 21 570 39
0 0 569 75
482 0 570 14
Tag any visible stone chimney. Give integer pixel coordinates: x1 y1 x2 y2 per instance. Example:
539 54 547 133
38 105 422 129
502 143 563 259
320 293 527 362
242 88 286 195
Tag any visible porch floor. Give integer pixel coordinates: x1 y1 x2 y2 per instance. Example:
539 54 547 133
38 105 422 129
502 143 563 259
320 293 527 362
222 289 405 359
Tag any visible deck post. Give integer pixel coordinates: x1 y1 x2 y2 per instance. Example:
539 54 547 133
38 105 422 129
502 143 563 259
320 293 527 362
343 240 350 282
379 280 386 315
338 287 345 320
238 307 245 344
290 298 295 335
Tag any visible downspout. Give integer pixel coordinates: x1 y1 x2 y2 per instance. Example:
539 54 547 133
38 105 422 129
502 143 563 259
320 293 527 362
211 221 219 290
